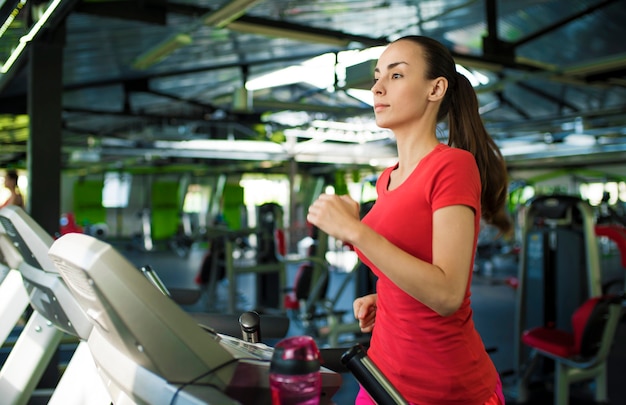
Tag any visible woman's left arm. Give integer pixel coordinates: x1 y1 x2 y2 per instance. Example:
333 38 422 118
428 205 475 313
354 204 475 316
308 194 475 316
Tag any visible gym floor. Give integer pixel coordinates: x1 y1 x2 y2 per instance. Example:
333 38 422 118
121 242 626 405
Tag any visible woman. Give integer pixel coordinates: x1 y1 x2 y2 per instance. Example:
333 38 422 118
1 169 24 209
307 36 510 404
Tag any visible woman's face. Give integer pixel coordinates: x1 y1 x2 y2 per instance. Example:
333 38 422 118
371 40 436 131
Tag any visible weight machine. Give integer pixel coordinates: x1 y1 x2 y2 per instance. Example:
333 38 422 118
514 195 603 401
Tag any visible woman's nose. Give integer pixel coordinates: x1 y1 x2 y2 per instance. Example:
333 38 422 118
371 80 383 94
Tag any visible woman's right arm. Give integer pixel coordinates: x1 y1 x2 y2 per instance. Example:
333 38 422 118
353 293 378 333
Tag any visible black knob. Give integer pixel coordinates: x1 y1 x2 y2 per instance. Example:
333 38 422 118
239 310 261 343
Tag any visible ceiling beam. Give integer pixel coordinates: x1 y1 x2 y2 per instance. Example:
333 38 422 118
62 106 262 126
75 0 167 25
61 50 335 92
253 100 369 116
482 0 515 63
510 0 619 49
167 2 389 48
485 106 626 133
562 52 626 86
202 0 262 28
144 88 219 113
119 77 223 115
504 143 626 170
496 92 530 120
226 15 388 48
516 82 580 113
0 0 80 91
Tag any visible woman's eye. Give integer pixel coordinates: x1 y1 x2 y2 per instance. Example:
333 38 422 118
392 73 402 79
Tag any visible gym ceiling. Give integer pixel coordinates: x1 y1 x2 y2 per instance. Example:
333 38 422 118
0 0 625 175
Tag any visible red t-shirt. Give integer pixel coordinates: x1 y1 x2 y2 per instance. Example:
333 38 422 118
358 143 498 404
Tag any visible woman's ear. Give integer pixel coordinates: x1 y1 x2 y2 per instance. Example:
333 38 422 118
428 77 448 101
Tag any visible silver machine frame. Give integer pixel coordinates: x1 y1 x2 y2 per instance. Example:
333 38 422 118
48 232 342 404
0 206 110 405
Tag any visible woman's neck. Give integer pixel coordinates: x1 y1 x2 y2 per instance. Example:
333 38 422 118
395 134 439 173
386 135 439 192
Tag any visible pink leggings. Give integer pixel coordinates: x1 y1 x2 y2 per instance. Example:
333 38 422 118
355 376 505 405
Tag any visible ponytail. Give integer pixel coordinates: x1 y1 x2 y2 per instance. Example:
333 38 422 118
448 73 511 235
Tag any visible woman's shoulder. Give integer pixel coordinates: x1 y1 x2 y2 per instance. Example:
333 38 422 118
428 144 476 167
435 143 473 157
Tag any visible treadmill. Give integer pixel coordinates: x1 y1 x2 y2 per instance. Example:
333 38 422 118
48 232 342 404
0 205 109 404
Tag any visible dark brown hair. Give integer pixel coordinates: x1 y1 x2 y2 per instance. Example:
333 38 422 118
6 169 18 182
396 36 511 234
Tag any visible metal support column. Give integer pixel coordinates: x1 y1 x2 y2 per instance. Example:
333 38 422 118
27 25 65 235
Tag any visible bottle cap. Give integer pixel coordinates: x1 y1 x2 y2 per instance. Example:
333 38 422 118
270 335 320 375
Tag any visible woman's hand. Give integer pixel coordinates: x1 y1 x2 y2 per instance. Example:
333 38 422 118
353 294 378 333
306 193 360 243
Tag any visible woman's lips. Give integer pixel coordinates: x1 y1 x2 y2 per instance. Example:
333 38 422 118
374 103 388 113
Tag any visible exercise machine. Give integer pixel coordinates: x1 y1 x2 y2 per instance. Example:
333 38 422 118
0 205 293 403
514 195 603 401
285 226 371 348
342 344 408 405
48 232 342 404
0 205 110 405
519 294 623 405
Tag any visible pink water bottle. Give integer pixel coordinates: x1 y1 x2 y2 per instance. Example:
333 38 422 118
269 335 321 405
